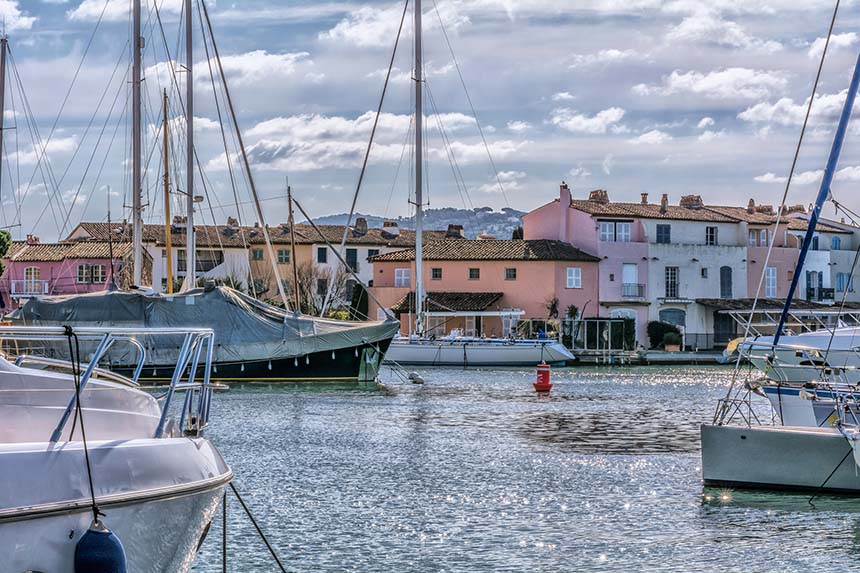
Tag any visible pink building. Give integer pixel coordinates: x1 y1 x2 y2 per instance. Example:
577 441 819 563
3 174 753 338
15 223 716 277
524 183 651 344
367 239 599 337
0 237 133 311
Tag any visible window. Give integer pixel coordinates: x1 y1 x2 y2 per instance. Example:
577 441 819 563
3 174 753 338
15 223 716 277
838 272 846 293
431 267 442 280
665 266 679 298
720 266 733 299
469 268 480 280
701 268 708 279
812 236 820 250
161 248 167 258
91 264 106 284
178 249 224 272
833 236 842 250
566 267 582 289
346 248 358 272
316 278 328 296
368 249 380 258
765 267 777 298
317 247 328 264
252 248 264 261
24 266 40 281
656 224 671 244
505 268 517 281
599 221 632 242
748 230 756 247
394 268 411 287
77 264 91 284
705 226 718 246
599 222 614 242
761 229 768 247
277 249 291 264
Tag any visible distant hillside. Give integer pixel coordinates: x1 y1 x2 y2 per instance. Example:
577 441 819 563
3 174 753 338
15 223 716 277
310 207 525 239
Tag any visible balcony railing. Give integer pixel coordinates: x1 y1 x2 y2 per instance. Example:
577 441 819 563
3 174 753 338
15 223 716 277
622 283 645 298
807 287 835 302
10 280 50 296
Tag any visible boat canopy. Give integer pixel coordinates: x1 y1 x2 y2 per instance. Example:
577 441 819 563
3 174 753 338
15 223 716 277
10 286 400 365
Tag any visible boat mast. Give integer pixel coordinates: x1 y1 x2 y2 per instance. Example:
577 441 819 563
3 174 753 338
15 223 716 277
0 36 8 197
287 184 301 311
413 0 425 336
184 0 196 287
131 0 143 285
774 46 860 345
163 89 174 293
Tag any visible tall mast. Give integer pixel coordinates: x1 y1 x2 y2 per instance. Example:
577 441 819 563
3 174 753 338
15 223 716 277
413 0 424 336
163 89 174 293
287 185 301 311
0 36 8 197
132 0 143 285
184 0 196 287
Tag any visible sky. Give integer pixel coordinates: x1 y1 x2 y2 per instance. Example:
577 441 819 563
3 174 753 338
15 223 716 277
4 0 860 240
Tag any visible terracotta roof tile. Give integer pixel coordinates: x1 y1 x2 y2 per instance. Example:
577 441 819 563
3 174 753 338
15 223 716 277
368 239 599 263
569 199 737 222
7 241 133 262
392 291 504 314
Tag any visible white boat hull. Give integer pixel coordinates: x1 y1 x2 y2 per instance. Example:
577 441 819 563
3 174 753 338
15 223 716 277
0 437 231 573
701 423 860 493
384 339 575 366
741 333 860 384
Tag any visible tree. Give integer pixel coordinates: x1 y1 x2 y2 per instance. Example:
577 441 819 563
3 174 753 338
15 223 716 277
511 226 523 239
0 230 10 278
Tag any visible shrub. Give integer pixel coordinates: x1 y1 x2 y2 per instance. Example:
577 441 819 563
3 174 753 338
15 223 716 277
647 320 680 349
662 331 682 347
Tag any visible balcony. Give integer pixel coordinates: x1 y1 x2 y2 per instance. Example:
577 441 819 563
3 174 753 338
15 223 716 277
807 287 835 302
10 280 50 297
622 283 645 298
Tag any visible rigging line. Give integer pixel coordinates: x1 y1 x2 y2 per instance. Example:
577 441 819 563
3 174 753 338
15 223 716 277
718 0 842 415
8 63 20 230
7 50 69 229
430 0 509 207
53 59 131 236
76 100 130 226
383 115 414 218
321 0 410 316
12 0 113 221
200 0 289 309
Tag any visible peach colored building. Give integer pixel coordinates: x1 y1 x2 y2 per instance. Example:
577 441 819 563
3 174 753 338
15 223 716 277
367 239 599 337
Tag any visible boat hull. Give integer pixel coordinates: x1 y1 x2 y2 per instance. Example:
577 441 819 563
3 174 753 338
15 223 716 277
0 437 232 572
121 338 393 382
701 424 860 493
384 339 574 366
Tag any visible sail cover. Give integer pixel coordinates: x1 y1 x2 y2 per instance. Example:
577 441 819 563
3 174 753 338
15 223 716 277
10 286 400 366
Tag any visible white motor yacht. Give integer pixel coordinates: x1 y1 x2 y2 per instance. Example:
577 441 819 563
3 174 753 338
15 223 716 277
739 327 860 383
385 335 575 366
0 326 231 573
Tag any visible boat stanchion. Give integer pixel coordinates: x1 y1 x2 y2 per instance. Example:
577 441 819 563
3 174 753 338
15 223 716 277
534 362 552 393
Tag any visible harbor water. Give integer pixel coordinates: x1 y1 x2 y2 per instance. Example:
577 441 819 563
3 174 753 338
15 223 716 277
193 366 860 572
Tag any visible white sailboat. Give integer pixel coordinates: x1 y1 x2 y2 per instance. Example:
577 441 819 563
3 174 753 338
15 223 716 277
0 325 230 571
382 0 574 368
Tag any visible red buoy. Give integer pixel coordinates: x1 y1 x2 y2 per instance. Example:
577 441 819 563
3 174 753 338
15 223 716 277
534 362 552 392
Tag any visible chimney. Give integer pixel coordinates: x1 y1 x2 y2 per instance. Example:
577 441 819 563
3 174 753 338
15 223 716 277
446 224 464 239
173 215 187 225
588 189 609 204
26 234 39 245
747 198 755 214
641 192 648 205
381 220 400 239
559 181 571 206
477 230 495 240
226 216 239 228
679 194 703 210
660 193 668 214
353 217 368 237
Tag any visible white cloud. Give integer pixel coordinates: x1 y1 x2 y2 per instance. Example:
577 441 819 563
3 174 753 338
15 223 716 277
208 51 314 87
697 117 715 129
19 136 78 165
697 130 726 142
0 0 35 30
549 107 625 134
666 12 781 52
477 170 525 194
808 32 858 59
602 153 615 175
551 91 576 102
569 49 641 68
569 165 591 178
633 68 788 100
738 90 855 126
629 129 672 145
754 169 823 185
68 0 181 22
506 120 532 132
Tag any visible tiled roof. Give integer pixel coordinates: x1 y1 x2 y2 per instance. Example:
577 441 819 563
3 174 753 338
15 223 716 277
391 291 504 314
70 222 448 248
569 199 737 222
368 239 599 262
696 298 827 310
7 241 133 262
704 206 850 234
